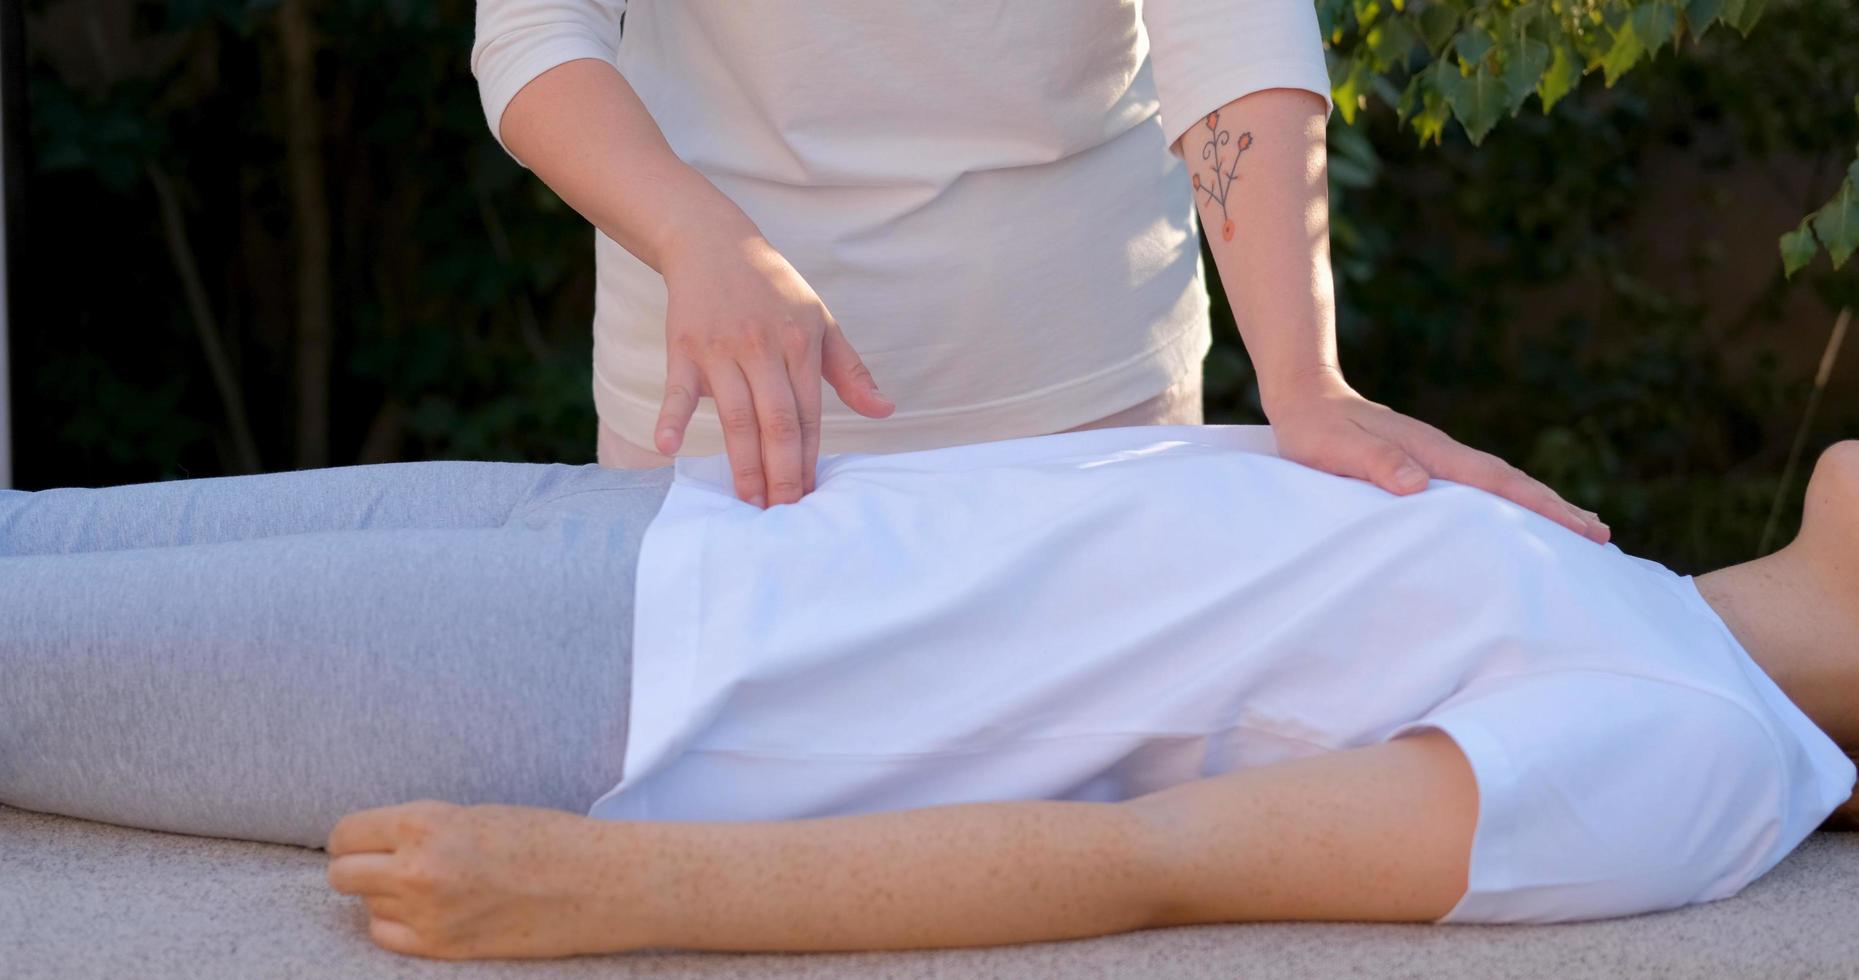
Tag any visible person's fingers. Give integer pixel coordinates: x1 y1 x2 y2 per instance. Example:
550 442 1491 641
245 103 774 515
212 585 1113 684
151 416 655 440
821 319 893 419
368 915 427 957
704 361 768 507
743 356 807 506
326 807 402 856
788 337 824 495
1417 442 1601 542
327 853 402 895
655 354 703 456
1333 422 1430 496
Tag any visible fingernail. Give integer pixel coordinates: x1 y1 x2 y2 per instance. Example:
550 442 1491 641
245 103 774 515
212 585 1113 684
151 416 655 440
750 494 766 509
1394 465 1427 491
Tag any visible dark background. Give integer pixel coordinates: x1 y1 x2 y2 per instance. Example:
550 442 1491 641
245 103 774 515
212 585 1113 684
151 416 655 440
13 0 1859 572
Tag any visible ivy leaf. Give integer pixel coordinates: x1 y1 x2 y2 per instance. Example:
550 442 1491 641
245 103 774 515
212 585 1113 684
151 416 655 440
1685 0 1726 38
1809 181 1859 269
1631 3 1679 51
1601 20 1645 87
1538 37 1580 112
1732 0 1768 36
1501 38 1551 114
1437 62 1511 144
1779 220 1820 278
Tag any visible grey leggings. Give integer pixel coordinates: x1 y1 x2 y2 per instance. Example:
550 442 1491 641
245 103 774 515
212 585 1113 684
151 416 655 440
0 461 673 850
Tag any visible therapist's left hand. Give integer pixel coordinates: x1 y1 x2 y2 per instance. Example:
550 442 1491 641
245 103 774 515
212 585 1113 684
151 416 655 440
1266 373 1611 544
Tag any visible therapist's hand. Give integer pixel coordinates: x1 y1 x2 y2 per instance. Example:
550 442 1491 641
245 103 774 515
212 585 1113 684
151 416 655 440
656 230 894 507
1266 372 1611 544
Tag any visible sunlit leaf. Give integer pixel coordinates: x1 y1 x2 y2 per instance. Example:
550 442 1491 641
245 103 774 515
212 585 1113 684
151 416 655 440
1731 0 1768 35
1809 181 1859 269
1538 37 1581 112
1601 20 1645 86
1332 57 1370 125
1779 220 1820 277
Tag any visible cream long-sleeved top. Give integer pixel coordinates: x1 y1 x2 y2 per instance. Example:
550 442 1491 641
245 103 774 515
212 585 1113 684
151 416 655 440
473 1 1332 455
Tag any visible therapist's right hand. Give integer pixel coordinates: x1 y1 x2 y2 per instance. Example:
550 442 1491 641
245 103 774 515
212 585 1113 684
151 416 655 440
655 230 894 507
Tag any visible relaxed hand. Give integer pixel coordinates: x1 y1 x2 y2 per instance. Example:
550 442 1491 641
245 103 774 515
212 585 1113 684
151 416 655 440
325 800 644 960
1267 375 1610 544
656 232 894 507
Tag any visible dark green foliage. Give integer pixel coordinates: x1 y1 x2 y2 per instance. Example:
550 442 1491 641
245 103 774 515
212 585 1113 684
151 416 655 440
15 0 1858 574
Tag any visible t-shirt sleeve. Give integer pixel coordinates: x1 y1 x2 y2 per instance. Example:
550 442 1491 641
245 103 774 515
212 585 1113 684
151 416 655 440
1140 0 1335 156
471 0 628 166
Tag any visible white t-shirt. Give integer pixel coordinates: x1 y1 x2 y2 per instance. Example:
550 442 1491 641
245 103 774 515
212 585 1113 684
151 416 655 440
472 1 1332 454
594 424 1854 923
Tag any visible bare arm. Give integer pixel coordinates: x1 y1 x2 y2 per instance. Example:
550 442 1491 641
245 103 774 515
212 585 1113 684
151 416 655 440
498 59 741 276
1181 88 1608 543
325 734 1474 958
493 60 893 504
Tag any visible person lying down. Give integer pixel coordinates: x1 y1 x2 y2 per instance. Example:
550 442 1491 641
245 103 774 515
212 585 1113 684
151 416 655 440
1 424 1854 960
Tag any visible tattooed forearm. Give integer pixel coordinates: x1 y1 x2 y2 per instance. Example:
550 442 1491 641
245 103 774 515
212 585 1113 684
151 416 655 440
1190 111 1253 242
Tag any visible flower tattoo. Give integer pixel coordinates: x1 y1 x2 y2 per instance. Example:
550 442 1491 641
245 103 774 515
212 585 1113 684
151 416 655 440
1193 111 1253 242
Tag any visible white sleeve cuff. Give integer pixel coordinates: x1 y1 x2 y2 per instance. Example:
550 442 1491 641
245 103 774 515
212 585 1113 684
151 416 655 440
1155 59 1336 156
472 26 623 167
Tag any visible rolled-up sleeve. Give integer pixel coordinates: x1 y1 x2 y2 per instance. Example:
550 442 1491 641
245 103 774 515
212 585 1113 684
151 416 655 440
1141 0 1334 154
472 0 628 162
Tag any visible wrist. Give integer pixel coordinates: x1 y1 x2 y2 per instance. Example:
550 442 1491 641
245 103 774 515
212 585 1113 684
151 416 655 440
1258 363 1351 418
625 166 763 275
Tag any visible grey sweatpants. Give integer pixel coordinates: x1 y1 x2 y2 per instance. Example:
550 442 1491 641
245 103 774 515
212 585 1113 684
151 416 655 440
0 461 673 850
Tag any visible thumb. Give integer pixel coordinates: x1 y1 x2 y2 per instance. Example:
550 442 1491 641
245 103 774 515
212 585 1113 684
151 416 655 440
1337 427 1430 496
821 320 894 419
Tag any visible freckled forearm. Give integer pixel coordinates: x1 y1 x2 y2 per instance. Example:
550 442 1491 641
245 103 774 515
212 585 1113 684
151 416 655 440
1176 88 1340 410
620 801 1169 953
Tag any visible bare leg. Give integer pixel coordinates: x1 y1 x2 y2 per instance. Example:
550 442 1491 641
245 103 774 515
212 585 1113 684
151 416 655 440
1696 440 1859 823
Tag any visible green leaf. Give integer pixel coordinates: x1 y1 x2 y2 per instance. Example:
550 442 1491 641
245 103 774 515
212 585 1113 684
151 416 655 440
1454 27 1495 70
1315 0 1352 37
1500 38 1551 114
1538 37 1580 112
1685 0 1726 37
1437 62 1510 144
1417 3 1463 55
1404 63 1453 145
1601 21 1645 87
1332 58 1371 126
1364 17 1417 68
1732 0 1768 36
1779 220 1820 277
1847 157 1859 190
1809 181 1859 269
1632 3 1679 51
